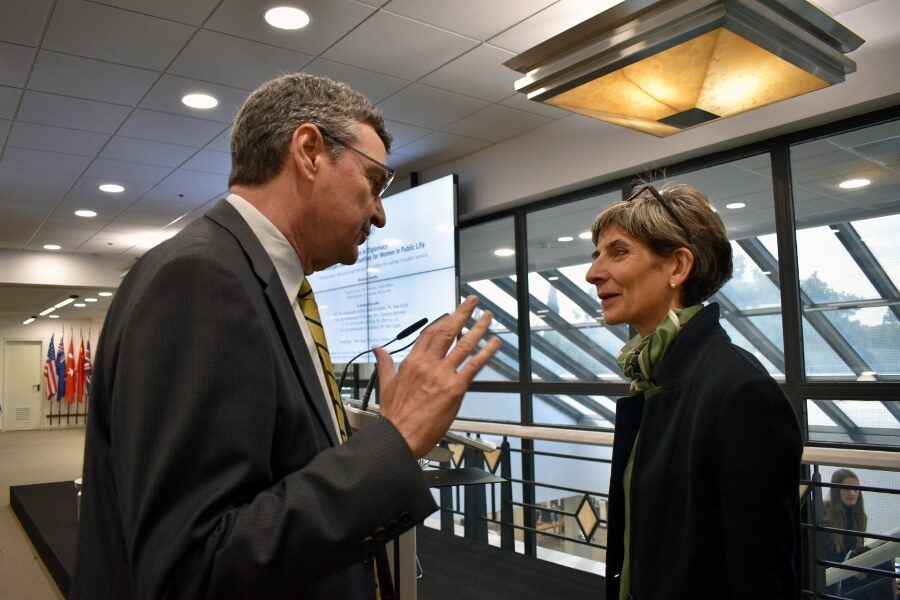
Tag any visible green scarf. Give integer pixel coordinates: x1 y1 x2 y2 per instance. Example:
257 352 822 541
616 304 703 399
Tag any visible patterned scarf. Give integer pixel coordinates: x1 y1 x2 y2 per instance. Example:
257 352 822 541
616 305 703 398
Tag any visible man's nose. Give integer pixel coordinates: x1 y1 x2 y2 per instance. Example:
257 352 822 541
372 197 386 228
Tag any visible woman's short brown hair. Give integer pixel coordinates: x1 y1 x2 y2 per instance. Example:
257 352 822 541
590 182 733 306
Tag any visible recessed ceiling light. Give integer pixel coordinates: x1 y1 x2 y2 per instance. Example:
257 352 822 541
85 297 98 302
838 178 871 189
99 184 124 193
98 291 113 297
55 297 76 308
264 6 310 29
578 231 592 240
23 316 36 325
494 248 515 257
548 276 559 281
49 314 60 319
75 209 97 218
725 202 746 209
557 236 574 242
39 307 56 316
44 244 61 250
74 303 86 308
182 93 218 109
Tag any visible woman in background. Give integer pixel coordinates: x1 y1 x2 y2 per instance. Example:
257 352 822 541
823 468 869 596
586 183 803 599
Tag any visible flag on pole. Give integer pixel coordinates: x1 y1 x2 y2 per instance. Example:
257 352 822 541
76 336 86 403
43 334 58 400
84 338 93 396
65 337 76 404
56 334 66 401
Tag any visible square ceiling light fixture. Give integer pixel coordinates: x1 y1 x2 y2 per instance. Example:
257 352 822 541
504 0 863 137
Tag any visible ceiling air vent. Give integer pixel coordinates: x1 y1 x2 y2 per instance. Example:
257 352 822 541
849 135 900 167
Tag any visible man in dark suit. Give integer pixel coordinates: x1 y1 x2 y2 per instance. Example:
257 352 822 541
70 73 500 599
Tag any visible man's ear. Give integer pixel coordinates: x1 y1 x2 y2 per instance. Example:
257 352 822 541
670 247 695 286
290 123 326 183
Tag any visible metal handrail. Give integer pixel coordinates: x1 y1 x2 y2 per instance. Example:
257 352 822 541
449 419 900 471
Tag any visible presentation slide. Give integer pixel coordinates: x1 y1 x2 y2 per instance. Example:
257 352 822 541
308 175 458 364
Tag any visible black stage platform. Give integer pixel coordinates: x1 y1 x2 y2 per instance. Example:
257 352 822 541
12 481 605 599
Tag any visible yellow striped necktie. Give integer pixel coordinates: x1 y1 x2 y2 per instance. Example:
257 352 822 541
297 278 348 442
297 279 384 599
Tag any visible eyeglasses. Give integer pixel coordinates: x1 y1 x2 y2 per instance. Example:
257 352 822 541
322 132 395 198
625 184 693 245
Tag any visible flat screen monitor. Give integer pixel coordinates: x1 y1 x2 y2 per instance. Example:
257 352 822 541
308 174 458 364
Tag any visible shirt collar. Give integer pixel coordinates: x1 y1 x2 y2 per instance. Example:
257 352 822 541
225 193 305 299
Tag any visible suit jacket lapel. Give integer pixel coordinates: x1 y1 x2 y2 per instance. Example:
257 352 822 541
206 200 340 446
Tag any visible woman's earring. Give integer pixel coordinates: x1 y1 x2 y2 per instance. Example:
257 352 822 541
669 282 676 289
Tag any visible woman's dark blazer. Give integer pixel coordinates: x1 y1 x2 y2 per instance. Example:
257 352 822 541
605 303 803 600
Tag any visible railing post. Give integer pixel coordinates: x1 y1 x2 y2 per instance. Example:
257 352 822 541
463 446 488 542
500 438 514 551
810 468 826 596
439 442 454 534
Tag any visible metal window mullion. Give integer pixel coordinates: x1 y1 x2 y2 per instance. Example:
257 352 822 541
713 290 786 371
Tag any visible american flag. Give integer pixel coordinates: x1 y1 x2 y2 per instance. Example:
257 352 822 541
43 334 58 400
56 334 66 401
84 338 93 396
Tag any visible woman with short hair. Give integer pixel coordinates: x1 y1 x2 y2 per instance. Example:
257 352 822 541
586 182 803 599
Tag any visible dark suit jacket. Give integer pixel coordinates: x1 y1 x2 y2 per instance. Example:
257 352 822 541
70 201 437 599
605 304 803 600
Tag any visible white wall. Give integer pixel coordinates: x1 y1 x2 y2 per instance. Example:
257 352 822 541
0 316 102 431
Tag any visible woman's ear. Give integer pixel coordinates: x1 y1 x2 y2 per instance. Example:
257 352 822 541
669 247 695 287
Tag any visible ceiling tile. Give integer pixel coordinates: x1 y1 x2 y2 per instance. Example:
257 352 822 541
383 120 431 151
17 90 131 133
0 85 19 119
302 58 410 104
181 149 231 175
0 0 52 47
204 127 233 153
420 44 517 103
141 186 222 212
499 91 571 119
118 109 225 147
393 131 489 165
385 0 555 41
95 0 221 25
139 74 250 124
62 176 154 213
28 50 159 105
205 0 376 56
0 165 76 208
0 119 9 140
169 29 314 90
84 157 172 185
156 169 228 198
377 84 487 129
443 104 552 142
6 122 110 156
0 42 36 88
0 146 91 176
43 0 195 70
489 0 617 53
100 136 197 168
323 11 479 80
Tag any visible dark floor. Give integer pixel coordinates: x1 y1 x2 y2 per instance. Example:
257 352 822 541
12 481 605 599
416 525 604 599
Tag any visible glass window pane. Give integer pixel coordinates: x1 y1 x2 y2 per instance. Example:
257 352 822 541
461 218 518 381
790 119 900 380
526 190 627 383
533 394 617 429
806 399 900 447
457 391 521 422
